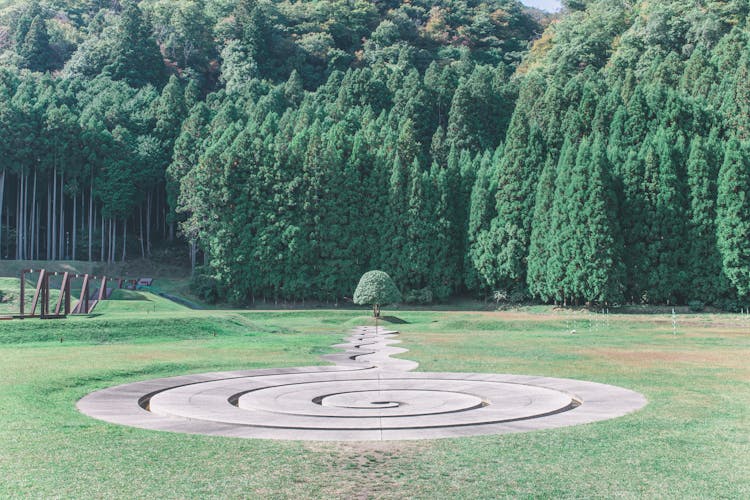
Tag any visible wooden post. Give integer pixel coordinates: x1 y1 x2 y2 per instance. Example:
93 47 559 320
98 277 107 302
40 273 49 318
39 275 44 318
30 269 46 317
54 272 70 316
77 274 90 314
20 270 26 317
64 275 71 315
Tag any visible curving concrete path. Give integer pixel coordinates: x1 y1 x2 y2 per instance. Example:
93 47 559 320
77 326 647 441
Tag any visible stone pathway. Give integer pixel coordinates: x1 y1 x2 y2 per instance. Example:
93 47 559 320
77 326 647 441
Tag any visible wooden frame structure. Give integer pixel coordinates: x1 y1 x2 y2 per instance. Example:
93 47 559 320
17 269 140 320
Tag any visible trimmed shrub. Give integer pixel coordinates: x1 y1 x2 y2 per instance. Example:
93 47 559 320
353 270 401 317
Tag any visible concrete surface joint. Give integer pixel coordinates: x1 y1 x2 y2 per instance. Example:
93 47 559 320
78 325 647 441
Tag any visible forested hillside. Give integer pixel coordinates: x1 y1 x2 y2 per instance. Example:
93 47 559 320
0 0 544 298
483 0 750 308
2 0 750 308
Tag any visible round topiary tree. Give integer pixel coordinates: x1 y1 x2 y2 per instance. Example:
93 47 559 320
353 270 401 317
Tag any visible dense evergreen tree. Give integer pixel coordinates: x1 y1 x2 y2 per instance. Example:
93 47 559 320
526 156 555 302
482 122 545 293
3 0 750 308
465 151 496 292
18 15 51 71
545 137 578 303
717 138 750 299
686 133 726 303
104 0 165 88
576 135 623 303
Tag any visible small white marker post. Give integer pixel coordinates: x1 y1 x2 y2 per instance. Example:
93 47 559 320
606 308 610 330
672 308 677 335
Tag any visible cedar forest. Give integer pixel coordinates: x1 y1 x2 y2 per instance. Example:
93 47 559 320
0 0 749 308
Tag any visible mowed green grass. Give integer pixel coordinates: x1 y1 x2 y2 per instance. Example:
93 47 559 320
0 307 748 498
0 277 183 317
0 277 61 315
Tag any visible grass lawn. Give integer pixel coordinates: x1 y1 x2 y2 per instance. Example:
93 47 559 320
0 277 61 315
0 306 748 498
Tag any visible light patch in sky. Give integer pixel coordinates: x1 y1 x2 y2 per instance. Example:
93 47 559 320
521 0 562 12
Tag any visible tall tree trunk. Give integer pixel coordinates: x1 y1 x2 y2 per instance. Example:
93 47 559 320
100 213 104 262
29 190 34 260
162 192 167 240
30 173 36 260
14 174 18 259
88 179 93 261
76 188 86 254
111 219 116 264
24 173 29 259
52 167 57 260
107 218 110 264
18 173 23 260
20 173 24 259
24 172 28 260
80 190 84 254
110 218 114 264
107 218 111 263
146 192 152 257
24 172 29 259
46 181 51 260
121 218 127 262
35 203 40 260
72 191 77 260
16 174 20 260
16 173 18 260
5 200 9 259
59 171 65 259
139 205 145 258
190 241 196 273
0 169 5 260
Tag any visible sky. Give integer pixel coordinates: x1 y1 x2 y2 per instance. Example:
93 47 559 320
520 0 563 12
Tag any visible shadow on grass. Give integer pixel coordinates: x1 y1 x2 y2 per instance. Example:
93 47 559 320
381 316 409 324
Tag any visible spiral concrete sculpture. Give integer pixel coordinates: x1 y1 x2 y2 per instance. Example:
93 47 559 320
77 326 646 441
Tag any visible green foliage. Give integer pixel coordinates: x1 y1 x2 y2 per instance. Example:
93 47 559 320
541 135 623 304
686 132 727 303
404 287 433 305
717 138 750 298
488 0 750 307
526 155 555 302
4 0 750 308
465 150 497 291
189 265 222 304
482 118 545 293
103 0 165 88
18 14 51 71
353 270 401 315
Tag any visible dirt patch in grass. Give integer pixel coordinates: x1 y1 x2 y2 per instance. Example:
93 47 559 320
589 348 748 371
682 324 750 334
304 441 426 498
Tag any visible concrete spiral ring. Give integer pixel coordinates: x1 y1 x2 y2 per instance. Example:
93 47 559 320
77 326 647 441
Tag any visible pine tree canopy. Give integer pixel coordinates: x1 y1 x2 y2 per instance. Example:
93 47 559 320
1 1 750 309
